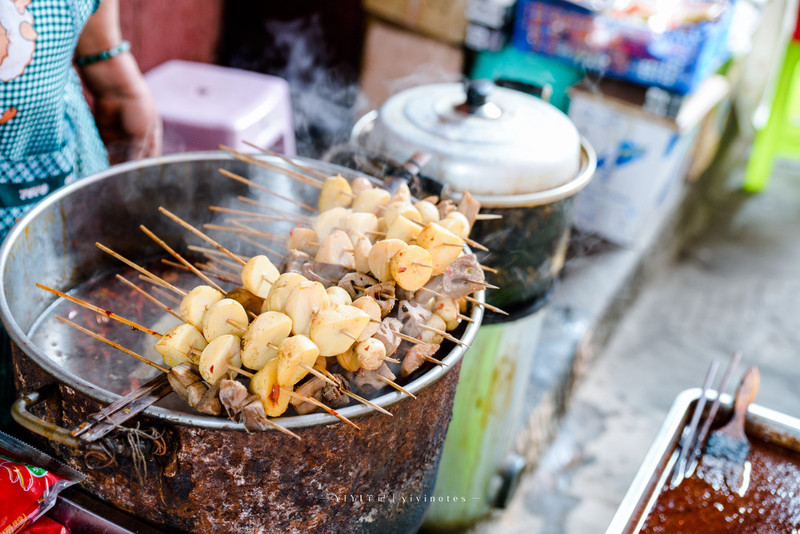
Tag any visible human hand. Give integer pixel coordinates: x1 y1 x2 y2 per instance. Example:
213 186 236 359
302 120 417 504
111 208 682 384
81 53 162 163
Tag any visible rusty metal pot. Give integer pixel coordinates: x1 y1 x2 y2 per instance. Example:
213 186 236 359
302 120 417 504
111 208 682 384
0 153 483 533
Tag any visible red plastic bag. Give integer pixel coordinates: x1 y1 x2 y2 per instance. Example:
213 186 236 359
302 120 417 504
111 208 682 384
0 433 82 534
20 517 69 534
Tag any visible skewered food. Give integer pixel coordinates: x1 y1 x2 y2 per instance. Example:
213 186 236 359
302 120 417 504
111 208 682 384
38 154 501 435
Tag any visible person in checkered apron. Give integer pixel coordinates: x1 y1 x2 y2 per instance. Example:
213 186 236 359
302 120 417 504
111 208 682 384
0 0 160 428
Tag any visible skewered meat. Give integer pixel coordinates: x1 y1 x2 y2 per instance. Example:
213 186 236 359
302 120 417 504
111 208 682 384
219 378 250 420
196 381 222 415
167 363 202 403
338 272 377 300
364 281 396 317
457 191 480 227
348 364 396 396
282 249 311 274
437 199 456 219
302 261 351 288
373 317 403 357
241 395 274 432
321 374 350 409
401 342 439 378
292 376 326 415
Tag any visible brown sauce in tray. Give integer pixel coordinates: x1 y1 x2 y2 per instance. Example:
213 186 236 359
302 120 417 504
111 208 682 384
641 437 800 533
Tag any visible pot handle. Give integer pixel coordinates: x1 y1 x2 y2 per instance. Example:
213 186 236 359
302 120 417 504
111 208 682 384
11 386 105 453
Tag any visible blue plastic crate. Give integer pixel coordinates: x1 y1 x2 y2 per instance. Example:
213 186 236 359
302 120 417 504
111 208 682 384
511 0 733 94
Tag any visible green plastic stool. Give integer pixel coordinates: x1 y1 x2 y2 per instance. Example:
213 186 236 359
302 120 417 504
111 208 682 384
743 23 800 192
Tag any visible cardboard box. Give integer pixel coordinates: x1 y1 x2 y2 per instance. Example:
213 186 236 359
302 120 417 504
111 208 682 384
360 18 464 108
512 0 733 95
569 75 729 246
362 0 468 45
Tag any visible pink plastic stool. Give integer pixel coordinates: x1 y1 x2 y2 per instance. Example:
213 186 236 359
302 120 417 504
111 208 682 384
145 60 296 155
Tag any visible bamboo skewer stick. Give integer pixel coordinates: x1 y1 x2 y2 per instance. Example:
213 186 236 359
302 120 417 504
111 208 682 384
464 295 508 315
161 259 239 285
475 213 503 220
418 324 469 347
209 206 309 226
280 387 361 429
235 196 313 224
115 275 181 320
159 207 247 267
218 368 302 440
242 140 329 182
458 314 475 323
218 168 318 213
204 223 288 243
37 284 163 338
236 235 285 259
396 332 426 345
140 225 226 294
56 316 169 373
219 145 324 189
479 264 499 274
376 375 417 399
420 354 445 366
188 245 249 263
137 274 182 299
151 285 181 305
95 242 186 297
299 364 393 416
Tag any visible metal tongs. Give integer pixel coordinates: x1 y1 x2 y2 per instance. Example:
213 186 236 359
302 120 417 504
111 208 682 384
70 374 172 444
670 351 743 486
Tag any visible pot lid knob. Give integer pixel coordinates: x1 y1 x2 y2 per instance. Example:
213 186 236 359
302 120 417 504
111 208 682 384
456 79 502 119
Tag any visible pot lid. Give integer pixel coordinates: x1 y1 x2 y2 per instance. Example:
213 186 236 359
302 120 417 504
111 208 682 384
368 81 582 196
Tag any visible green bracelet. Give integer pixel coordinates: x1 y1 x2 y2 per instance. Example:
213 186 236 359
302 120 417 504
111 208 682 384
75 40 131 66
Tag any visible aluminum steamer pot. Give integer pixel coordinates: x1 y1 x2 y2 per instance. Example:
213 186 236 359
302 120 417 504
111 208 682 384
0 153 483 533
354 81 596 311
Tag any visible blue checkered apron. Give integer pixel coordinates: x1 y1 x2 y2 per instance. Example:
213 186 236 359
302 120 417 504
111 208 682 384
0 0 107 241
0 0 105 428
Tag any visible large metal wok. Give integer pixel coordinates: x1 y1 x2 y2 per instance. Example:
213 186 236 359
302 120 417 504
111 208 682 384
0 153 483 533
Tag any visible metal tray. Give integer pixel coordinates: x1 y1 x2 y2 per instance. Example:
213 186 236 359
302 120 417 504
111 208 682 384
606 388 800 534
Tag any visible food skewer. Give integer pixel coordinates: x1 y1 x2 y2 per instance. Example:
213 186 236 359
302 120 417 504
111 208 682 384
140 225 226 294
299 364 393 416
219 145 325 190
218 168 318 213
188 245 250 264
204 223 288 243
137 275 182 299
242 140 330 182
236 196 314 224
209 205 309 226
376 375 417 399
464 295 508 316
56 315 168 373
232 366 360 430
479 264 498 274
115 275 182 321
418 324 470 347
95 243 186 297
37 284 163 338
159 207 247 267
474 213 502 220
161 259 239 285
236 235 284 260
150 284 181 305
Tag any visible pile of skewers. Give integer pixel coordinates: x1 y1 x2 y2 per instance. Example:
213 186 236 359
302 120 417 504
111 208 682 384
37 146 504 440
